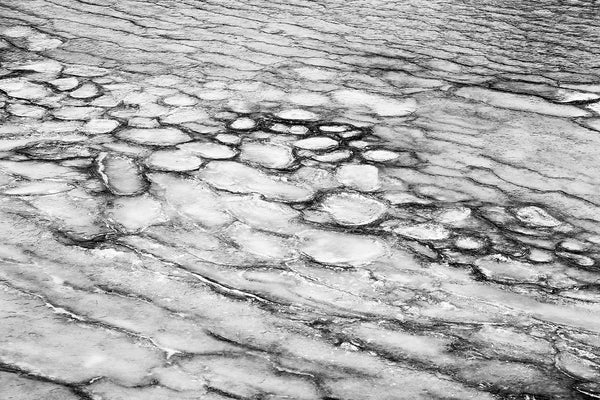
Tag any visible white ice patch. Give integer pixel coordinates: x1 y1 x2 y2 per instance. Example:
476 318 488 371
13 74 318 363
455 87 590 118
117 128 191 146
106 195 167 233
145 150 203 172
240 142 295 169
298 229 387 266
199 161 314 202
514 206 561 227
178 142 238 159
276 109 319 121
333 89 417 116
320 192 387 226
293 137 338 151
335 164 380 192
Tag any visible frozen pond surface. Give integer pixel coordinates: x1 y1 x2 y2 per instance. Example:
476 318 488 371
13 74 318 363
0 1 600 399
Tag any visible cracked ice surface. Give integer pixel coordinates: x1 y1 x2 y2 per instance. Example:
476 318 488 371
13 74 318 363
0 0 600 399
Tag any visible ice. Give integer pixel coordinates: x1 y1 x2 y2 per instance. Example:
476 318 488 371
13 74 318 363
224 194 301 233
320 192 387 226
556 238 588 252
2 181 73 196
583 118 600 131
528 248 554 263
0 78 50 99
179 355 320 400
117 128 191 146
49 77 79 91
556 252 595 267
474 254 544 283
361 149 401 162
0 284 163 385
225 222 296 260
335 164 380 192
0 160 78 180
298 229 387 266
293 136 338 151
555 351 600 381
86 381 226 400
6 103 46 118
514 205 561 227
145 150 203 171
69 82 99 99
160 107 210 124
97 153 147 195
0 371 80 400
240 142 295 169
215 133 241 145
178 142 238 159
199 161 314 202
163 94 197 106
276 109 319 121
290 125 310 135
106 194 167 232
84 118 120 134
333 89 417 116
10 60 62 74
229 116 256 130
455 87 590 117
319 124 350 133
53 106 103 120
385 221 451 240
148 173 232 227
311 149 352 162
383 191 432 205
16 142 94 160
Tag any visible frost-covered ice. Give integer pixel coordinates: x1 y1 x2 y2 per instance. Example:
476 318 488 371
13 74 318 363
97 154 147 195
335 164 380 192
1 4 599 400
145 150 203 172
240 142 295 169
293 137 338 151
320 192 387 226
199 161 314 202
178 142 238 159
117 128 191 146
